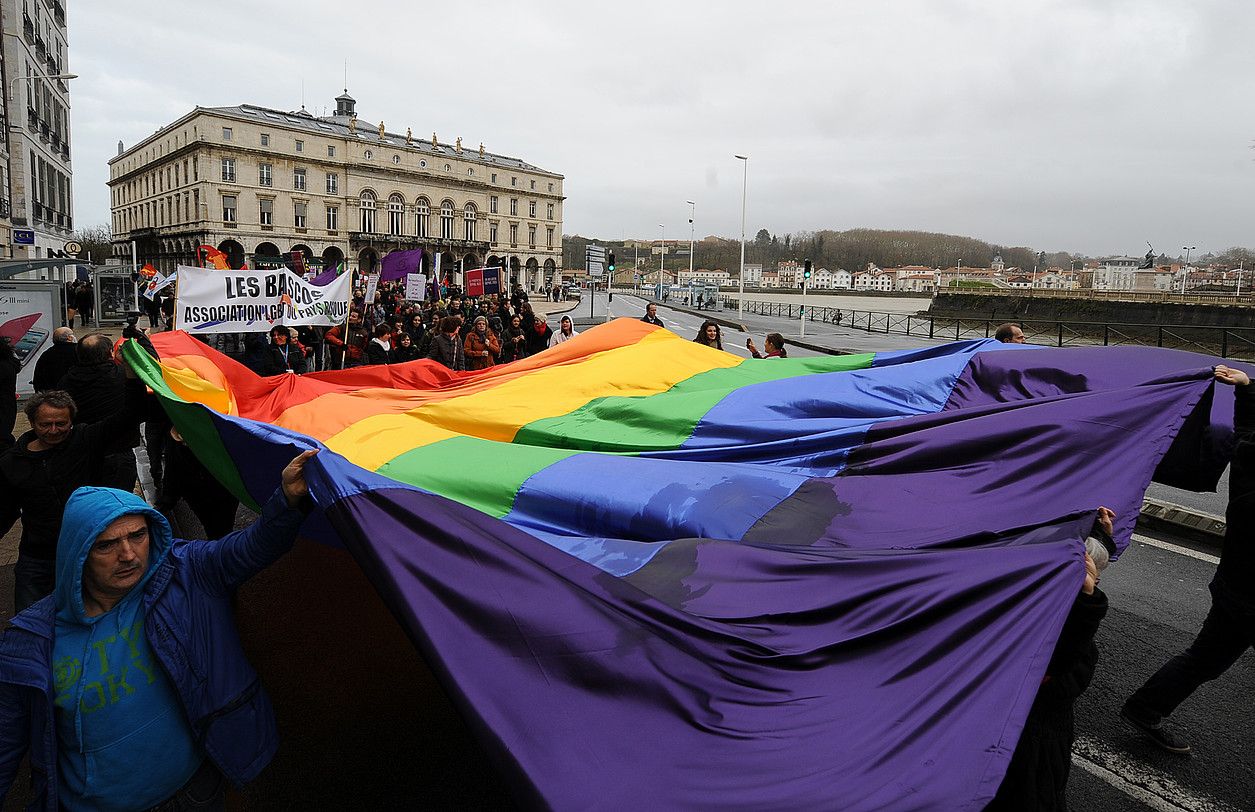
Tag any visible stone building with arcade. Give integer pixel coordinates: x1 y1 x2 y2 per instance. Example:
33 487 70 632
107 92 564 291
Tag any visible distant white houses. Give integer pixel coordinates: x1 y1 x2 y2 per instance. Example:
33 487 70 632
742 263 763 286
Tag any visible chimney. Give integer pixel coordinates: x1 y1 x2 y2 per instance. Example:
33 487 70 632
117 140 125 156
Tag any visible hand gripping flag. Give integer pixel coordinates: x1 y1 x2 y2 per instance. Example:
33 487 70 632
123 324 1243 810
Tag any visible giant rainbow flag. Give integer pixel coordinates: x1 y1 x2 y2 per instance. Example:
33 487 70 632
127 320 1236 810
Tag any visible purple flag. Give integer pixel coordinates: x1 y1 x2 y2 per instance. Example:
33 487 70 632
380 249 423 282
311 262 340 286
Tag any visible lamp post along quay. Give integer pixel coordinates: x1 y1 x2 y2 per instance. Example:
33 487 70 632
686 200 695 284
1181 246 1196 295
735 154 748 320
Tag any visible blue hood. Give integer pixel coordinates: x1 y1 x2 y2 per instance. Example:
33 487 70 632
54 486 172 625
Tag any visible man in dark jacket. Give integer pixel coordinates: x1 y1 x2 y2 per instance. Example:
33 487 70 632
0 376 147 612
425 316 465 371
0 448 315 811
31 328 78 392
1122 364 1255 754
57 333 140 492
641 303 664 327
988 509 1114 810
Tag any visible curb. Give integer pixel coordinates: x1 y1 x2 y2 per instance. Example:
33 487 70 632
1138 498 1225 547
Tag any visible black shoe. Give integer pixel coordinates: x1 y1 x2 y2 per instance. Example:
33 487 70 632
1120 703 1191 754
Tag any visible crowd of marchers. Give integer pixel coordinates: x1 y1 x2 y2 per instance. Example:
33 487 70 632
229 281 579 376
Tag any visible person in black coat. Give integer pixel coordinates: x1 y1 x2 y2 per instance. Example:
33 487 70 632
389 332 421 363
156 425 240 540
261 326 307 375
987 508 1114 811
56 333 140 492
365 324 393 366
31 328 77 391
425 316 466 371
0 338 17 450
525 315 553 356
1122 365 1255 754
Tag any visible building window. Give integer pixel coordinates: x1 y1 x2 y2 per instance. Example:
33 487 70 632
467 168 474 176
326 206 339 231
260 133 270 146
294 201 307 229
440 201 455 240
326 172 338 194
546 227 554 248
415 198 429 237
295 140 304 152
392 155 401 164
222 195 236 223
530 179 536 190
388 194 404 235
222 127 232 141
490 195 498 214
328 145 336 157
491 173 498 183
463 204 477 241
220 158 235 182
489 221 498 244
364 149 373 160
359 191 376 233
528 200 536 217
259 198 273 226
419 159 427 168
546 203 554 220
529 226 536 248
509 224 518 247
509 198 518 216
259 163 272 187
293 168 306 191
443 163 451 172
548 182 554 193
510 176 517 187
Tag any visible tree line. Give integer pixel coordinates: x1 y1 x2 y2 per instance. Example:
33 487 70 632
564 228 1255 276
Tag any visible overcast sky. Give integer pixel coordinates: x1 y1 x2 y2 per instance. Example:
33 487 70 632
71 0 1255 257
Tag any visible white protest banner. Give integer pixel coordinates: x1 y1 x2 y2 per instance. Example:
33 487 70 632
174 265 352 334
405 273 428 301
364 272 380 304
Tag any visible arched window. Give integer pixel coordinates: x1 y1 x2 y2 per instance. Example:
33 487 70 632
440 200 455 240
463 203 477 242
388 193 404 236
359 190 376 233
415 197 430 238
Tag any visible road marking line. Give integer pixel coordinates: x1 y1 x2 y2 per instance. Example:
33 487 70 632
1130 533 1221 565
1072 734 1238 812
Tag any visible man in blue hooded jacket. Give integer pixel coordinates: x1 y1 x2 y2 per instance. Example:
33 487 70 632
0 447 317 811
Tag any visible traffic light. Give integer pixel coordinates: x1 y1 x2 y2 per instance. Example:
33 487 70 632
803 259 812 280
608 252 616 272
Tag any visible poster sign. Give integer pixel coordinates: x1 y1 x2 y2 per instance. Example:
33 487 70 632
174 265 352 334
95 274 136 323
484 267 502 296
291 251 306 275
463 267 501 298
0 281 62 393
405 273 428 301
364 272 380 304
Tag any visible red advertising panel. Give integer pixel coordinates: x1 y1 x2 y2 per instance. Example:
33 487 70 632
465 268 485 297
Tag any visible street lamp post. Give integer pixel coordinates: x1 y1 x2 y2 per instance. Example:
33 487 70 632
1181 246 1196 295
735 155 748 320
686 199 695 290
658 224 665 300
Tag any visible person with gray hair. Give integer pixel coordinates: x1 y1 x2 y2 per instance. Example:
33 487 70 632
0 356 149 611
988 506 1115 810
31 327 78 392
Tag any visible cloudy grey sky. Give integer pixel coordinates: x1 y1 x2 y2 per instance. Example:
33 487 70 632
71 0 1254 256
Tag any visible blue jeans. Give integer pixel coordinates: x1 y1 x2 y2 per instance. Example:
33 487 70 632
13 554 56 613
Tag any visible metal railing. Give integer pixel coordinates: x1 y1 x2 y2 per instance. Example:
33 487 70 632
718 297 1255 360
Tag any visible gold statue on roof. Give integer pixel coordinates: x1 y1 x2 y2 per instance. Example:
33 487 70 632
479 142 485 158
406 127 413 145
348 116 357 134
378 120 386 139
455 136 462 153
